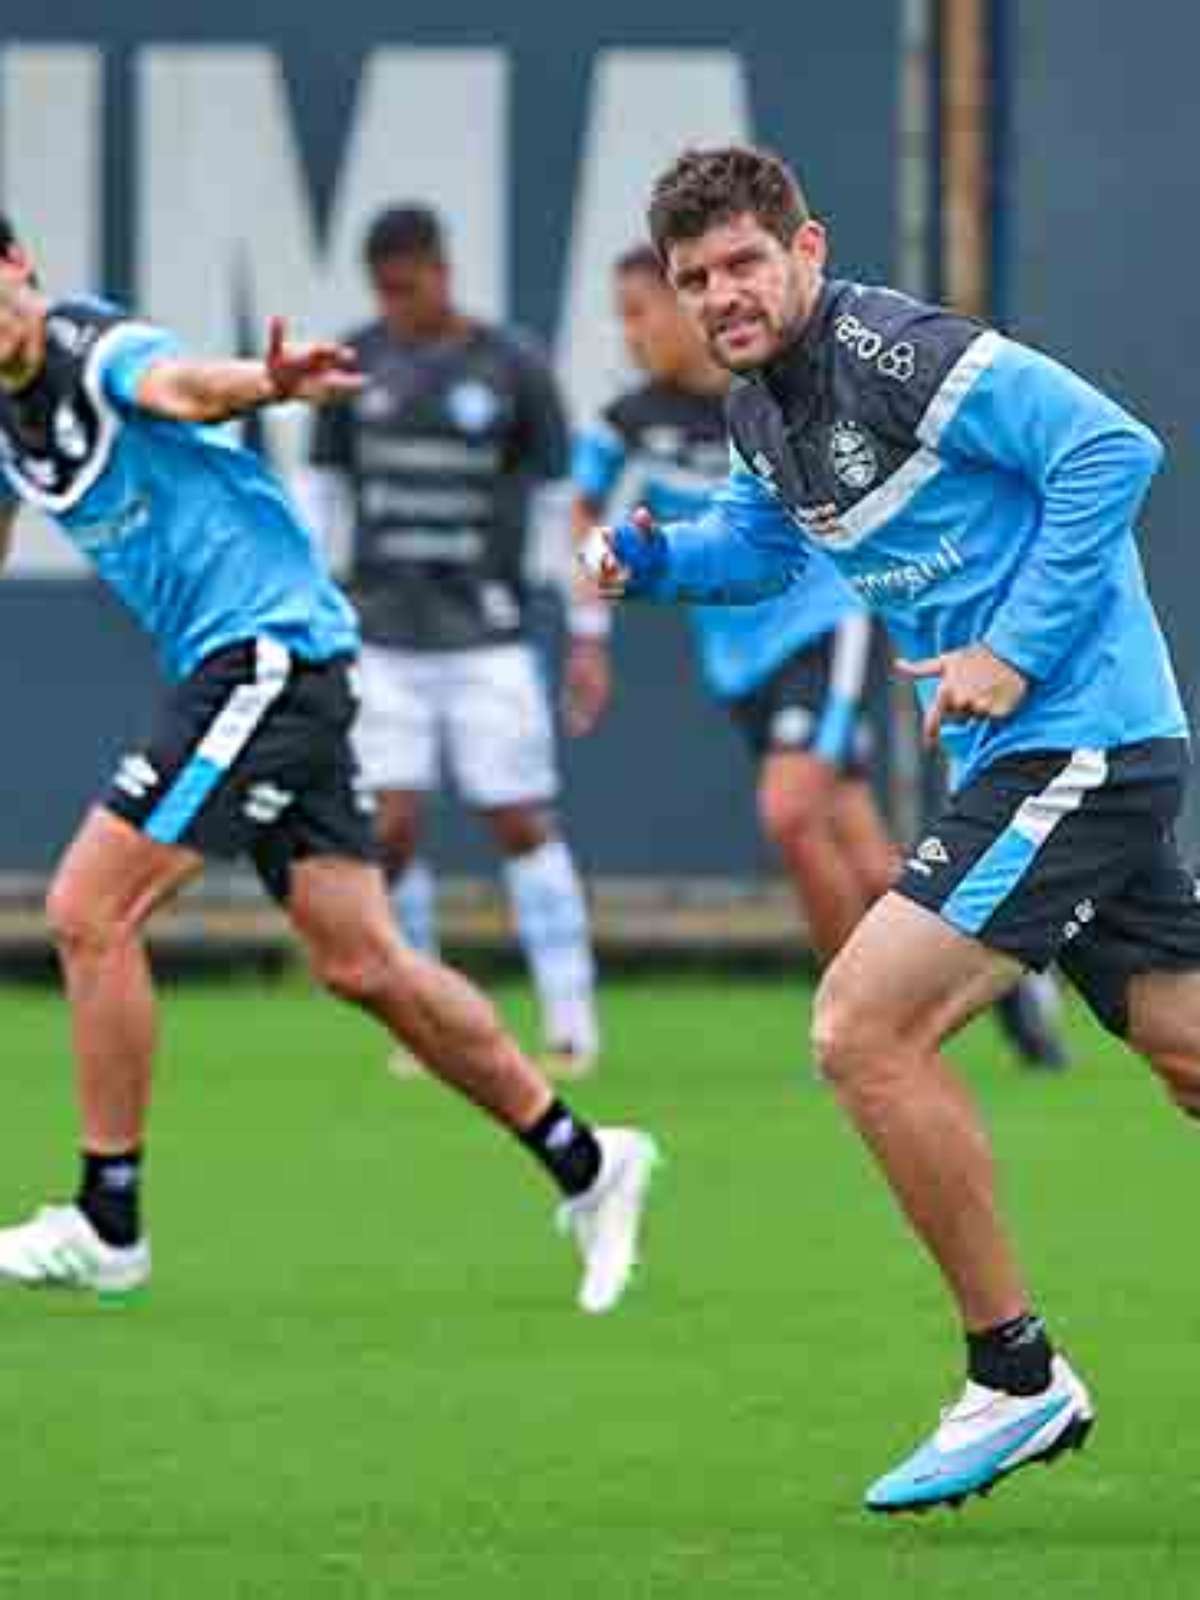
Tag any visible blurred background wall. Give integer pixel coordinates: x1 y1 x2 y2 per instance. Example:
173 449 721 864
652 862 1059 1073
0 0 1194 894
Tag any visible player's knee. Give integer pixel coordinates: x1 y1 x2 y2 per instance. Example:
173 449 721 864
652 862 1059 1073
811 970 885 1088
758 777 823 855
311 934 396 1008
485 804 553 857
45 879 116 958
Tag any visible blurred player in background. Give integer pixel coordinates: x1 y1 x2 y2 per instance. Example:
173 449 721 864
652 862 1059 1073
0 213 655 1313
300 206 600 1077
572 244 1067 1065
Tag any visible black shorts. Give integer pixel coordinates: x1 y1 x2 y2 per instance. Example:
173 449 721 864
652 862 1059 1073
896 738 1200 1036
727 615 874 775
103 638 377 902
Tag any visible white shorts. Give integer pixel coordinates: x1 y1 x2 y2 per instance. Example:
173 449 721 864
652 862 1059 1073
353 642 559 807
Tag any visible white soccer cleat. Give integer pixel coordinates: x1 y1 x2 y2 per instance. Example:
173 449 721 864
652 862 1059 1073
385 1043 425 1080
557 1128 659 1314
0 1203 150 1293
865 1353 1094 1513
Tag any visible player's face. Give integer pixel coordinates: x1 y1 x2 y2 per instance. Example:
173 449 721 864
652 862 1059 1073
667 212 827 372
615 269 704 382
0 250 41 385
370 252 452 340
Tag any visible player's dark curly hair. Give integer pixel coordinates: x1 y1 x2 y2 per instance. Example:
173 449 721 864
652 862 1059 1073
647 146 810 263
0 212 18 257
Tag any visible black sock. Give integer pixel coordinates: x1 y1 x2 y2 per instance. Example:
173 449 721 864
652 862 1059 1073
77 1150 143 1248
967 1312 1053 1395
519 1099 602 1198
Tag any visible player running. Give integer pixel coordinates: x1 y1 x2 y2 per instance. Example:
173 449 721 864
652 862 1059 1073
0 213 655 1313
300 205 600 1077
574 243 1068 1065
583 146 1200 1508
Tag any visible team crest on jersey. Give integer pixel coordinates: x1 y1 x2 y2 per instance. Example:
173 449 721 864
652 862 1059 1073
447 380 499 434
829 420 879 491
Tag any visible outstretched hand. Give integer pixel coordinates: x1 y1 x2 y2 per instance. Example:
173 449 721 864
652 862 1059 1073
896 643 1028 747
577 506 657 599
264 316 364 405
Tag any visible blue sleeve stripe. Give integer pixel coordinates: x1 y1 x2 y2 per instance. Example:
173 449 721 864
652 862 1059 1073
571 426 626 502
90 321 182 410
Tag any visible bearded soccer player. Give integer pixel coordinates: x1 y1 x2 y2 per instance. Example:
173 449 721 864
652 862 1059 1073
572 243 1068 1066
583 146 1200 1508
0 213 656 1314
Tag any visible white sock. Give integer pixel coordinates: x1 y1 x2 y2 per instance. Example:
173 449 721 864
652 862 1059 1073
504 839 599 1055
390 858 439 956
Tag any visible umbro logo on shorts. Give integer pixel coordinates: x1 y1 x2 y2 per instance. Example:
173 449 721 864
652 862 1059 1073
243 782 294 825
113 753 160 801
906 835 950 877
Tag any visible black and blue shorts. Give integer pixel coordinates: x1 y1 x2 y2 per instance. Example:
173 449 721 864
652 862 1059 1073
102 638 377 902
727 613 874 775
896 738 1200 1036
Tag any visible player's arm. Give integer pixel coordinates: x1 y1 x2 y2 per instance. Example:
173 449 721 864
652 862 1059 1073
581 443 806 605
924 331 1162 685
116 318 363 424
562 413 629 736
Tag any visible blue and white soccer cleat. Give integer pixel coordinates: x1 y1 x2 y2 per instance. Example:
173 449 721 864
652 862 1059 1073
865 1353 1094 1513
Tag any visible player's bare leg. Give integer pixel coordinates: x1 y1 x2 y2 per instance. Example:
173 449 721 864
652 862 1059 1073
46 807 201 1151
814 891 1094 1512
483 801 600 1076
287 855 650 1311
0 808 198 1291
1126 969 1200 1114
813 891 1028 1328
374 787 438 952
288 854 552 1127
758 750 874 963
829 777 900 906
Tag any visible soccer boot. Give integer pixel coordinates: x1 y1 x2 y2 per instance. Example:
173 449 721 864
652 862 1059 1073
994 972 1070 1070
557 1127 658 1313
0 1203 150 1293
538 1041 600 1081
385 1043 425 1079
865 1353 1094 1513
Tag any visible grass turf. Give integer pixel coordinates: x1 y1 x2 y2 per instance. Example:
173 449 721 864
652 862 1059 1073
0 971 1198 1597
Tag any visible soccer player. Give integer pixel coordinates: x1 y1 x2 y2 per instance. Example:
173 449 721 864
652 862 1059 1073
0 213 656 1313
583 145 1200 1507
300 205 600 1076
573 244 1069 1066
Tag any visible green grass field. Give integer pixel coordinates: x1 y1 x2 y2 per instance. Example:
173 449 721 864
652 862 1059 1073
1 970 1198 1598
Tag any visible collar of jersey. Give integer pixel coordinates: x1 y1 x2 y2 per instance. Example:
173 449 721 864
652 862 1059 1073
755 278 845 411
